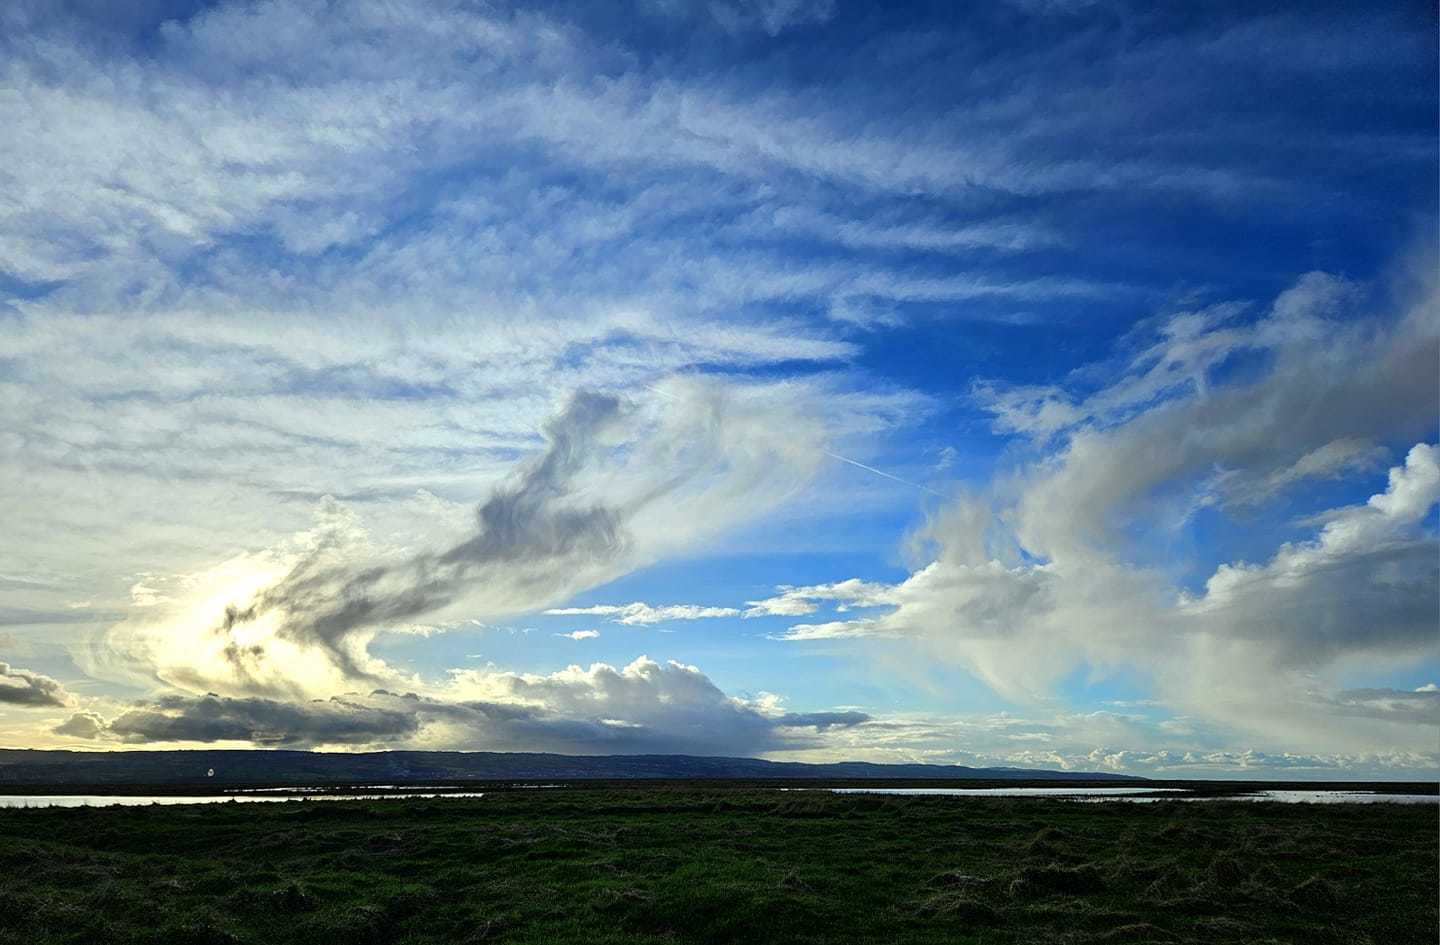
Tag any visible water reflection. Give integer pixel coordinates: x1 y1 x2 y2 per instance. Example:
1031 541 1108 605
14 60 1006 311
829 787 1178 798
827 787 1437 804
1226 790 1437 805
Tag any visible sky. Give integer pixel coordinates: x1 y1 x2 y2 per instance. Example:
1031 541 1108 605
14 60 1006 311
0 0 1436 779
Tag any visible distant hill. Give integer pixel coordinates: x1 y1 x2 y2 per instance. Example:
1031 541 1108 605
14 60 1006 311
0 748 1141 786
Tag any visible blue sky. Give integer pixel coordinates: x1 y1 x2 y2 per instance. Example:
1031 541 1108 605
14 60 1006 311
0 0 1436 778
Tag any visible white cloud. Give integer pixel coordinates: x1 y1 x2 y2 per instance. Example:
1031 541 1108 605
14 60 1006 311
2 0 954 635
744 578 897 617
544 602 742 625
0 0 1133 312
701 0 836 36
1009 273 1435 562
775 271 1440 757
555 630 600 640
1179 442 1440 660
764 703 1438 777
127 580 169 608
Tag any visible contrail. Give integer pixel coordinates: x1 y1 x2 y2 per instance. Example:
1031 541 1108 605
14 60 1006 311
645 383 946 499
822 450 948 498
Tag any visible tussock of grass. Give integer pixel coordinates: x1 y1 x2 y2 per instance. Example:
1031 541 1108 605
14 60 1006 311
928 870 993 890
1290 874 1341 908
1206 854 1246 886
914 890 1000 923
1014 863 1108 896
1094 921 1177 943
0 791 1433 944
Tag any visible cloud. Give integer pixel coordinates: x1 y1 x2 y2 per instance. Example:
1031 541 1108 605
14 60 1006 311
1060 748 1440 776
754 205 1065 257
439 656 797 755
2 0 1389 680
766 703 1439 778
107 693 424 746
0 661 73 707
744 578 896 617
1217 437 1388 509
0 575 59 592
701 0 836 36
555 630 600 641
61 655 872 754
31 656 1432 776
1178 442 1440 667
776 711 872 730
237 390 635 679
128 580 169 608
3 0 950 640
0 607 113 627
1002 0 1103 13
1313 688 1440 726
783 442 1440 753
52 711 107 739
0 0 1431 772
1009 273 1436 560
544 602 741 625
782 616 898 641
96 379 828 698
0 0 1166 308
774 270 1440 755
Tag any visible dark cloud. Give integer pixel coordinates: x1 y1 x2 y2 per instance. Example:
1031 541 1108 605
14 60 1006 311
219 391 631 681
777 711 872 730
207 385 812 693
107 693 422 746
69 659 868 754
53 711 107 738
0 661 73 707
1317 688 1440 725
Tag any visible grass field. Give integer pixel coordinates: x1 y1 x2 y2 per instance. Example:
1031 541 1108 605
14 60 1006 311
0 788 1434 945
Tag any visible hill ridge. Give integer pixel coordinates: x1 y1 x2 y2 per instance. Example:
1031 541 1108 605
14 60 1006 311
0 748 1141 785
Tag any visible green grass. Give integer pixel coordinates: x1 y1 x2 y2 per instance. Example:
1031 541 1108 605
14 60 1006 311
0 789 1434 944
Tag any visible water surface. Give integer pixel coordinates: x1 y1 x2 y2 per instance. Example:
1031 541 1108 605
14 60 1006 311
827 787 1437 804
828 787 1179 798
3 786 1434 809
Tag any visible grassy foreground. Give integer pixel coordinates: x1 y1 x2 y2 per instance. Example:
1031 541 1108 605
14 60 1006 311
0 789 1434 945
